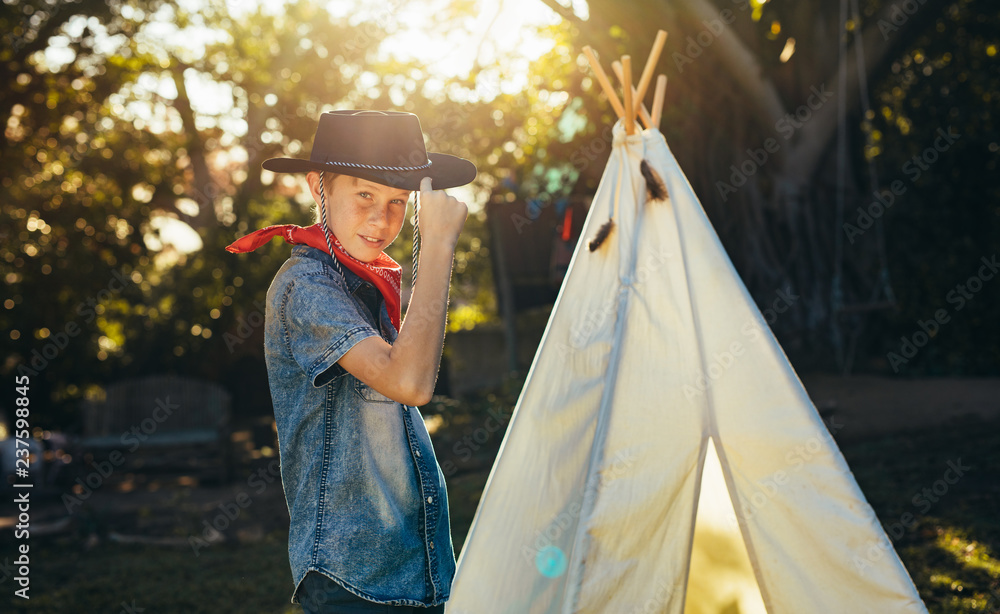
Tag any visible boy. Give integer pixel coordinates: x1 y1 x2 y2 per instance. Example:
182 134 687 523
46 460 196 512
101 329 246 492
227 110 476 612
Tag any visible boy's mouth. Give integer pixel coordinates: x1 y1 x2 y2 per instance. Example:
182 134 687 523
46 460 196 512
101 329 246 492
359 234 384 247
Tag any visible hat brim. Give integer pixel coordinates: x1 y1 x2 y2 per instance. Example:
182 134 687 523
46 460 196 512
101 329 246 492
261 152 477 191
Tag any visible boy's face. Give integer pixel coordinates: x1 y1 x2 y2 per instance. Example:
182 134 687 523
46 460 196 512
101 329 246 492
307 172 411 262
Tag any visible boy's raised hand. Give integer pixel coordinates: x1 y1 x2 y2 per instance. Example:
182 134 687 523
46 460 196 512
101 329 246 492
418 177 468 248
335 176 468 406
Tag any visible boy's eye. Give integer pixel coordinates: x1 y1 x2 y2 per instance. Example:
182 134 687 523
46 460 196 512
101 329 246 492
356 191 406 204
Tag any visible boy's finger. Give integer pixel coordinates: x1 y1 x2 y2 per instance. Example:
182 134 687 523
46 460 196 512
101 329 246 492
420 177 433 193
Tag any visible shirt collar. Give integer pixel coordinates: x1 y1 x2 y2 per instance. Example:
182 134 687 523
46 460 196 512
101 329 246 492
292 244 369 296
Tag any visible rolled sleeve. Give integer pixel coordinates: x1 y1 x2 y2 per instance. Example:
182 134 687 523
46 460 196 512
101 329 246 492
283 272 380 387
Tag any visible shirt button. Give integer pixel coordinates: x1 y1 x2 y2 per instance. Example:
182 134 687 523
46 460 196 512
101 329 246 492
429 541 435 549
427 496 433 503
415 450 421 457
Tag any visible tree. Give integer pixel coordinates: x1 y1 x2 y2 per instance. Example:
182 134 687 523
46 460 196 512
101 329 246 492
525 0 999 373
0 0 503 426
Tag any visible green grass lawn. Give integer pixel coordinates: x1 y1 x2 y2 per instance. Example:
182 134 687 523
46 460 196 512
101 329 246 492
3 388 998 613
3 533 297 613
842 417 1000 613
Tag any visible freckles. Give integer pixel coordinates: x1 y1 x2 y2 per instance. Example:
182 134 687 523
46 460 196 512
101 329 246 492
347 203 370 229
391 205 407 229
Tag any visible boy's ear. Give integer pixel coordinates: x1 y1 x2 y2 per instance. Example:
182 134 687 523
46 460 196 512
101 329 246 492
303 171 324 225
305 170 322 201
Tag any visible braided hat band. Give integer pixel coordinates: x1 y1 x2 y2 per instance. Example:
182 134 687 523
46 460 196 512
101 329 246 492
323 159 432 173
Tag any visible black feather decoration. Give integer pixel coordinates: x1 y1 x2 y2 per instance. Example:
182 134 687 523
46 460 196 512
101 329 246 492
640 159 667 201
588 218 614 252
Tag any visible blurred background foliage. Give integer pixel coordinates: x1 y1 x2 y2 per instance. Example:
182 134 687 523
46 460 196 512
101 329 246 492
1 0 998 429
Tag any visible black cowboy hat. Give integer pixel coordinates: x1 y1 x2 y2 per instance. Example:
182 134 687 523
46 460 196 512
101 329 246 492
262 109 477 190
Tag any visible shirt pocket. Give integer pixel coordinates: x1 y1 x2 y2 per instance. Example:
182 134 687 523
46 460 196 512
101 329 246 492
353 378 397 404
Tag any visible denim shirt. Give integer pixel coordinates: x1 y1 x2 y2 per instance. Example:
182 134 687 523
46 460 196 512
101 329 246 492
263 244 455 606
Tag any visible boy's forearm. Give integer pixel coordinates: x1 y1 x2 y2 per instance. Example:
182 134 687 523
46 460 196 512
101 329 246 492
387 241 457 404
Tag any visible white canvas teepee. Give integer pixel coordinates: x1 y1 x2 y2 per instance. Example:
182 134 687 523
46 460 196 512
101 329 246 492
445 48 928 613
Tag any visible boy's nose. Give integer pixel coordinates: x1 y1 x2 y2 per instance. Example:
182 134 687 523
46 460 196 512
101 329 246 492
367 203 391 229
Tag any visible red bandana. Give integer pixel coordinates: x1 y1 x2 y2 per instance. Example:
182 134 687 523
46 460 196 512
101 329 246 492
226 224 402 331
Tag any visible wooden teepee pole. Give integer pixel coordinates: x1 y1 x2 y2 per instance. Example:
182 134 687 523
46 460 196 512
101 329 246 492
612 61 653 130
621 55 634 134
582 46 625 120
634 30 668 113
651 74 668 127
